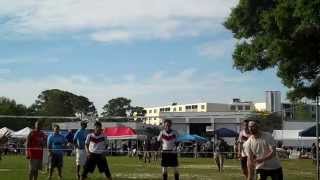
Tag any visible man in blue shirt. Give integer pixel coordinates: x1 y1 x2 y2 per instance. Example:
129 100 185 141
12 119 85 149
73 121 88 180
47 124 66 180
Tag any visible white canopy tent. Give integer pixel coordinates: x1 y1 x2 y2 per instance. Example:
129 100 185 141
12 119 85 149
273 130 316 147
0 127 14 138
12 127 32 139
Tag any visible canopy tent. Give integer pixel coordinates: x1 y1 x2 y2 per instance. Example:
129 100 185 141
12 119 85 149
273 130 315 147
0 127 14 135
103 127 146 140
299 125 319 137
214 128 238 137
177 134 208 143
12 127 32 139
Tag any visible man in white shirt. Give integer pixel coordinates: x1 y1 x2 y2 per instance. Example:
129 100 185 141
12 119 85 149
81 121 112 180
245 120 283 180
158 119 179 180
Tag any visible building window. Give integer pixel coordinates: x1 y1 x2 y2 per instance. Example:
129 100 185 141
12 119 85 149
191 105 198 109
238 106 243 110
312 114 316 119
154 117 157 120
149 110 152 113
165 107 170 112
201 105 205 110
179 107 182 111
186 106 191 110
160 108 164 112
154 109 157 113
173 107 176 112
245 106 250 110
230 105 236 111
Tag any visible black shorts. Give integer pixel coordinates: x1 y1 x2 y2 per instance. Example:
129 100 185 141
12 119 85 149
50 153 63 168
240 157 247 170
256 168 283 180
161 151 178 167
82 153 111 178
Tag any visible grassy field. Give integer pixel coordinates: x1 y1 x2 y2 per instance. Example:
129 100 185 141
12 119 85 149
0 155 316 180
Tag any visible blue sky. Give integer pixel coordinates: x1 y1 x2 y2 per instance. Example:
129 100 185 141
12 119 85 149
0 0 288 113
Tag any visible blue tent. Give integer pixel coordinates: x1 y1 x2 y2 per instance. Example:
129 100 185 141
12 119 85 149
177 134 208 142
214 128 238 137
192 134 208 142
299 125 319 137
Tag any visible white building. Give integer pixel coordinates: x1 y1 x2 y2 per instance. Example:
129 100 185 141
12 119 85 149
145 100 254 125
266 91 281 113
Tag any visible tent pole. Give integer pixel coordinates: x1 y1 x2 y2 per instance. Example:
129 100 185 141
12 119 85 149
316 96 319 180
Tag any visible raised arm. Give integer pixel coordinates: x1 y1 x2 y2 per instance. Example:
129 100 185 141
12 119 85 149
73 131 79 148
157 131 162 142
84 134 90 156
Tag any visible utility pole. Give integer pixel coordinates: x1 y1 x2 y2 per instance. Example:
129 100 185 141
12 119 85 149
316 96 319 180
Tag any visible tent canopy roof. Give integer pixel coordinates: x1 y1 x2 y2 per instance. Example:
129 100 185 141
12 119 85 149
103 127 146 140
273 130 315 140
299 125 319 137
214 128 238 137
177 134 208 142
12 127 31 138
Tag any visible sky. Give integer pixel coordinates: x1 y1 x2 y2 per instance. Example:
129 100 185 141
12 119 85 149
0 0 289 114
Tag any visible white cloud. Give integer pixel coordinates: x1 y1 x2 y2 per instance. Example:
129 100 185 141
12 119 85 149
198 39 236 59
0 68 11 74
0 57 61 65
0 68 271 114
0 0 238 42
91 31 130 43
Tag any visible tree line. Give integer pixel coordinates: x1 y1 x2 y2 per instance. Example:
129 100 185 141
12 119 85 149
0 89 145 130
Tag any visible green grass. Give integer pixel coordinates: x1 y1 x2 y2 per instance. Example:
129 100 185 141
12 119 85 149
0 155 316 180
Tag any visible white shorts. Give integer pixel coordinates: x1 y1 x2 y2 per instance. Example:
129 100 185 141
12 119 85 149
76 149 87 166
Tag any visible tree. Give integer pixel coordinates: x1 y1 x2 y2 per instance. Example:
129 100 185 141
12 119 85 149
130 106 146 122
32 89 96 116
0 97 28 115
293 102 315 121
101 97 146 122
224 0 320 100
0 97 31 130
101 97 131 117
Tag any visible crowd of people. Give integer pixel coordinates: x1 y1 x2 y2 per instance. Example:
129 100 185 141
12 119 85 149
25 120 112 180
0 118 287 180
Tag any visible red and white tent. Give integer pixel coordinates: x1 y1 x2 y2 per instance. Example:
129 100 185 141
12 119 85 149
103 127 146 140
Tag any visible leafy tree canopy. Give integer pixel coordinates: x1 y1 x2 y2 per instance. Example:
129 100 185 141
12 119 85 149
224 0 320 100
0 97 28 115
101 97 146 122
32 89 97 116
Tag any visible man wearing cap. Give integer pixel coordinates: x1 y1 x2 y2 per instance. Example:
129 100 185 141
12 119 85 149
73 121 88 180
